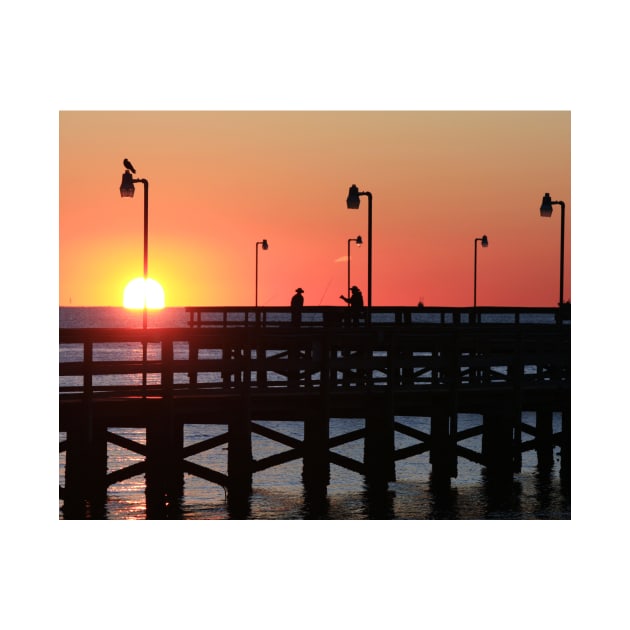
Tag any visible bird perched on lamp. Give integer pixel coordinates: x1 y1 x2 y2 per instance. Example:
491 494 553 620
123 158 136 173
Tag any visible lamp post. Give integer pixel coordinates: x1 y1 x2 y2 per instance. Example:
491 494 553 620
539 192 567 308
347 235 362 300
474 234 489 322
346 185 373 314
255 239 268 307
120 159 149 390
120 159 149 330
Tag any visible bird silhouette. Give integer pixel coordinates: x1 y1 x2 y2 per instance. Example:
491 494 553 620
123 159 136 174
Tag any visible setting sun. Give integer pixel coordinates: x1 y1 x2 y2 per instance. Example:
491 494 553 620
123 278 165 309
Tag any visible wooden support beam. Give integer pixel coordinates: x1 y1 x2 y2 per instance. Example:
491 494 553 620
302 411 330 493
145 414 184 518
251 422 303 449
107 461 147 485
228 405 252 498
106 430 147 456
182 460 229 488
536 409 554 469
393 421 431 442
454 425 484 441
328 451 365 475
394 442 430 461
327 428 366 448
64 404 108 508
182 433 229 458
520 422 537 437
560 401 570 488
482 410 514 481
455 444 484 464
430 411 455 486
254 447 304 472
364 398 395 486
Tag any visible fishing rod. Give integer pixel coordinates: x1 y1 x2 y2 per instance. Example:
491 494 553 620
318 274 334 306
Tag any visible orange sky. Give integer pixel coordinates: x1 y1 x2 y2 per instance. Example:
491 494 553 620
59 111 570 308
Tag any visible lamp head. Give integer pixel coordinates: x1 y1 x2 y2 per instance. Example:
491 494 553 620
262 239 269 250
356 235 363 246
120 170 135 198
481 235 488 247
540 192 553 217
346 184 360 209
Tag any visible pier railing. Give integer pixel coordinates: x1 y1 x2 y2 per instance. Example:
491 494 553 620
184 305 568 328
60 306 569 400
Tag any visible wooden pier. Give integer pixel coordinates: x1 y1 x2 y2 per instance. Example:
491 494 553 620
59 306 570 518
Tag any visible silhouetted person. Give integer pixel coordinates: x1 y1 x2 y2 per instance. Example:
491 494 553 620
340 285 364 326
291 287 304 326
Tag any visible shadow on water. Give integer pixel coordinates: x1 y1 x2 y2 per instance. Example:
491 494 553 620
146 489 185 520
301 487 331 519
61 497 107 520
428 475 460 519
482 473 523 518
360 482 396 519
300 482 397 519
478 463 570 519
532 463 571 519
424 463 571 520
227 491 252 519
60 458 570 520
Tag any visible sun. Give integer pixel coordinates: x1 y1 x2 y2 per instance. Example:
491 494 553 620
123 278 165 310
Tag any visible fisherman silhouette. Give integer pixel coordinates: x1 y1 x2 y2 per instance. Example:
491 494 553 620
340 285 364 326
291 288 304 325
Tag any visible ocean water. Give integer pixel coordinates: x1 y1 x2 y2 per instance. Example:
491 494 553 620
59 307 570 520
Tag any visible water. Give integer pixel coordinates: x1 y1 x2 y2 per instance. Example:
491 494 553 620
59 307 570 520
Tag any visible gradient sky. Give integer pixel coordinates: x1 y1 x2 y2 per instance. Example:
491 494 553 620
59 111 570 308
16 0 630 615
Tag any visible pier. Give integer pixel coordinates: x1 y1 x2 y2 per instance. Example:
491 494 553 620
59 306 570 518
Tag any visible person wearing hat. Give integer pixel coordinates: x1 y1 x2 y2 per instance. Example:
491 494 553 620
291 287 304 326
340 285 364 325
